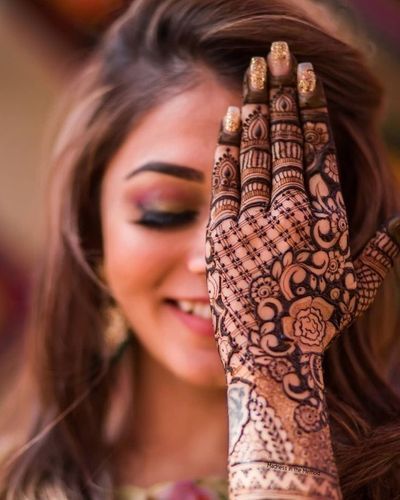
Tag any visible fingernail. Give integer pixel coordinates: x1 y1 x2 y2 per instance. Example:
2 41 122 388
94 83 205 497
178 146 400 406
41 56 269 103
268 41 290 77
249 56 267 92
298 62 317 95
387 215 400 246
223 106 241 134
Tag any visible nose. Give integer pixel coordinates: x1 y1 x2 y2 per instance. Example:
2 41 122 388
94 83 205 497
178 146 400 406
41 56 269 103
186 221 207 275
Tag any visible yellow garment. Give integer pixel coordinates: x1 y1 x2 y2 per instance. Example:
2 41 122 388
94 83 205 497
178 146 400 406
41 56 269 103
115 475 228 499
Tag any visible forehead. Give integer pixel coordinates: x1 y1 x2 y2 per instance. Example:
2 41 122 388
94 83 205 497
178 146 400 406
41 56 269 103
105 75 242 179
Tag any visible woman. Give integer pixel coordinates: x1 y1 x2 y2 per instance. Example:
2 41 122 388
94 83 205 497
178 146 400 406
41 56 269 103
1 0 400 498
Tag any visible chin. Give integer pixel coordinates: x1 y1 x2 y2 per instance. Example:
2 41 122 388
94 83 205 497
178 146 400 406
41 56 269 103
134 336 227 389
162 347 226 389
171 364 227 389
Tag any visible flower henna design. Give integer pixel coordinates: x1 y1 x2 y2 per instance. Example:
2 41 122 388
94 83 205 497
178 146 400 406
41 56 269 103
281 296 336 353
206 44 400 499
250 275 280 303
323 153 340 183
325 250 346 281
265 357 292 382
294 403 325 433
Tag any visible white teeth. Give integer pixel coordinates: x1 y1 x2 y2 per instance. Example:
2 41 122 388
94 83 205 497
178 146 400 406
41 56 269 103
193 303 212 319
176 300 212 320
177 300 194 314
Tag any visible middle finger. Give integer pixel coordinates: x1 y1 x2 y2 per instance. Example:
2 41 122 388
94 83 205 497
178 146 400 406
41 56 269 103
268 41 306 205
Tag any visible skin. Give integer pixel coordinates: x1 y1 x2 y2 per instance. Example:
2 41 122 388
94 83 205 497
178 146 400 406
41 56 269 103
100 74 241 486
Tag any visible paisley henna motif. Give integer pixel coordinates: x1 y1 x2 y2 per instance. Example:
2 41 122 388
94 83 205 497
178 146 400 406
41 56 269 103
206 46 400 499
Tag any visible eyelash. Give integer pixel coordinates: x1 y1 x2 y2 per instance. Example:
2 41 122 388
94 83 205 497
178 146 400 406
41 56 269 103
135 210 199 229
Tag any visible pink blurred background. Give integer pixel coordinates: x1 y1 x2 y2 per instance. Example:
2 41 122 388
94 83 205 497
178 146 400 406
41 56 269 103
0 0 399 359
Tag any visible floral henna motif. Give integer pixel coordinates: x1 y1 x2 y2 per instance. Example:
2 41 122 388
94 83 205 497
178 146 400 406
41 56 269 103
206 48 400 499
281 296 335 352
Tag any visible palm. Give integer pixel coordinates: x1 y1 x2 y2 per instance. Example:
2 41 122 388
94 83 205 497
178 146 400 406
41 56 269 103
206 71 399 382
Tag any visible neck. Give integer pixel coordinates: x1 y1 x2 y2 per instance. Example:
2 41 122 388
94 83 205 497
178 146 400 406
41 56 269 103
132 345 228 452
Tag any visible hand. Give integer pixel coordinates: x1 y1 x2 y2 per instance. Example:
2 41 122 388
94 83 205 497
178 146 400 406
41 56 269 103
205 41 400 499
206 45 400 383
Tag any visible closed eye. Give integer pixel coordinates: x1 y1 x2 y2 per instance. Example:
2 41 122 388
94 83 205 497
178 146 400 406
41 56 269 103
134 210 199 229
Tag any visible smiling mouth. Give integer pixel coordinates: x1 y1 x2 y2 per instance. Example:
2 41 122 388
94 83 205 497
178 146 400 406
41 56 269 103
166 299 212 320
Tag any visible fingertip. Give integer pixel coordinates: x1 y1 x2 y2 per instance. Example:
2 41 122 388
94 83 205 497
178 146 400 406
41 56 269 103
267 41 297 87
267 41 290 77
297 62 316 93
219 106 241 147
243 56 268 104
297 62 327 109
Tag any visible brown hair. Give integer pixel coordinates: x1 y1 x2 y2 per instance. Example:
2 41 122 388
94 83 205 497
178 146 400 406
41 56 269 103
1 0 399 498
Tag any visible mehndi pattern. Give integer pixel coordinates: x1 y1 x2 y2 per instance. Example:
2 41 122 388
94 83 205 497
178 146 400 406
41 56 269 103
206 45 400 499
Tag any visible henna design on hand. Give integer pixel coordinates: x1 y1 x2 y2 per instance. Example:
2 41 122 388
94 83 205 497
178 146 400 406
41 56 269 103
206 43 400 499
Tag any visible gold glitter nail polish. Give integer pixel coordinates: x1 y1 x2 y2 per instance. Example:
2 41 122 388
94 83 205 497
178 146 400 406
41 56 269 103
223 106 241 133
249 57 267 91
270 41 289 62
298 62 316 94
268 41 291 77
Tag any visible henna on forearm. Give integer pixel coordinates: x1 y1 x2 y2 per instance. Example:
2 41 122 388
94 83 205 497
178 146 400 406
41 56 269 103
206 42 400 499
226 367 340 499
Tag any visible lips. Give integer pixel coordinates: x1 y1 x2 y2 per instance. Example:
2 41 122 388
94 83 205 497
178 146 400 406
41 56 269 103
165 299 215 337
174 299 212 319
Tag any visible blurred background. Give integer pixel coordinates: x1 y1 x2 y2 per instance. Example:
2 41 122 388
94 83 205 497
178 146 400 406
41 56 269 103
0 0 399 357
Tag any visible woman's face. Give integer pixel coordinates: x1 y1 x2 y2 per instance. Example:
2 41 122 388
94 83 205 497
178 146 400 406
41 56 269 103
100 74 241 388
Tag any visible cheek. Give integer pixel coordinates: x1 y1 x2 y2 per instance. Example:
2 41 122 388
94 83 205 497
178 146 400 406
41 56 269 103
102 213 184 303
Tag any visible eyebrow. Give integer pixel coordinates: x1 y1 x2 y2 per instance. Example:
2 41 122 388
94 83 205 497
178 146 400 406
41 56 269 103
124 162 204 182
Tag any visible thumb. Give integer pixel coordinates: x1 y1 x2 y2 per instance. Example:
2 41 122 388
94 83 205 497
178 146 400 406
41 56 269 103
353 215 400 318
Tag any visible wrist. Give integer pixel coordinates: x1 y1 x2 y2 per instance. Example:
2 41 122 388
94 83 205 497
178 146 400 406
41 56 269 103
226 376 340 498
226 347 327 396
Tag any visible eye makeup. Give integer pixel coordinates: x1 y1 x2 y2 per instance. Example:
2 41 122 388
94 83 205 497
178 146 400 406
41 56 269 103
135 209 199 228
126 184 203 230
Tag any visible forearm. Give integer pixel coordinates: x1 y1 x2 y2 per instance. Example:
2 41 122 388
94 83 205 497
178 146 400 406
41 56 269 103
226 361 341 499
